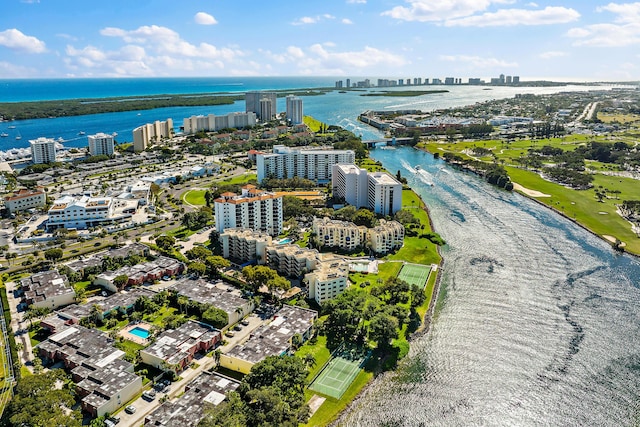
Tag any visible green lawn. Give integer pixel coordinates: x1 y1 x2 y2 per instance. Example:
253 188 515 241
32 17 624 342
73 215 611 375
295 335 331 381
214 173 257 186
182 189 207 206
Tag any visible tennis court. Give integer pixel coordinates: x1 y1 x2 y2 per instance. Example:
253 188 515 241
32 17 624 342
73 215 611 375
397 263 432 289
309 351 366 399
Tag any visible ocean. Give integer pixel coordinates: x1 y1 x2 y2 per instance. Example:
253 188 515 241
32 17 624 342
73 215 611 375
0 77 609 153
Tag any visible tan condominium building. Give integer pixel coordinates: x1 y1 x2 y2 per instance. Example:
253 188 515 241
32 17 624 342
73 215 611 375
304 259 349 306
265 244 320 278
132 118 173 152
256 145 355 183
312 217 368 251
220 227 273 264
4 187 46 213
214 185 283 236
183 112 257 134
369 219 405 254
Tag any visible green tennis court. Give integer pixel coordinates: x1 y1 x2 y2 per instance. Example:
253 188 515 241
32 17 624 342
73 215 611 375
309 354 364 399
397 263 432 289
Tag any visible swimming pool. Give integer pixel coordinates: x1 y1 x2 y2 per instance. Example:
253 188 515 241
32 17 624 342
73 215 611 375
278 238 293 245
129 326 150 340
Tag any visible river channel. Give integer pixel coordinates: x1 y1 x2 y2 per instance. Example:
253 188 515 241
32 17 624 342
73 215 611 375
340 146 640 426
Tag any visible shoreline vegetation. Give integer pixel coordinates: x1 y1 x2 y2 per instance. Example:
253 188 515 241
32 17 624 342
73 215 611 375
0 88 333 121
361 90 449 97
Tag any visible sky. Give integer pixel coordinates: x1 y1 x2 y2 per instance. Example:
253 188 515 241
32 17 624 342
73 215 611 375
0 0 638 81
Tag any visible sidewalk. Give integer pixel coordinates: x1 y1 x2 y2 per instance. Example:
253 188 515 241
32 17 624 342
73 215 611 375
4 281 34 373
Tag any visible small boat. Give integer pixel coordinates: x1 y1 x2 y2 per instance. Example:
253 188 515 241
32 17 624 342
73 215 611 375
415 165 422 170
57 137 64 142
8 125 16 129
0 133 8 137
78 131 86 135
15 132 22 140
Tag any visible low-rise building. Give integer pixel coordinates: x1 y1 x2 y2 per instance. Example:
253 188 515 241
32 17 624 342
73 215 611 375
21 270 75 310
219 305 317 374
220 227 273 264
312 217 368 251
140 321 221 373
305 260 349 306
369 219 405 254
94 256 185 292
144 372 240 427
170 278 254 327
3 187 46 213
37 326 142 417
46 195 135 231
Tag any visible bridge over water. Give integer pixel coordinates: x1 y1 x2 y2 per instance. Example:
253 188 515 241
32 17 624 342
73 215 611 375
362 137 414 148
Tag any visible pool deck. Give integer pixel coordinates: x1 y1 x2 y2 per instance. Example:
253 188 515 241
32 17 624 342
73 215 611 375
120 322 153 345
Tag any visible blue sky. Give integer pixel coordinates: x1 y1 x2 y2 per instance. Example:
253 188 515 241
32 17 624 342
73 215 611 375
0 0 638 81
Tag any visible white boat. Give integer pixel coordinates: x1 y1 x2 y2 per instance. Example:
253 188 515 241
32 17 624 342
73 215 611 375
57 137 64 142
8 125 16 129
15 133 22 140
0 133 8 137
78 131 86 135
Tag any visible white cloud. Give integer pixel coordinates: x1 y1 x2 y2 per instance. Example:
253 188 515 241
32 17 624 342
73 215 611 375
56 33 79 41
568 3 640 47
0 61 37 77
264 44 407 75
538 50 568 59
342 18 354 24
0 29 46 53
292 14 336 25
444 6 580 27
194 12 218 25
347 0 366 3
439 54 518 68
381 0 514 22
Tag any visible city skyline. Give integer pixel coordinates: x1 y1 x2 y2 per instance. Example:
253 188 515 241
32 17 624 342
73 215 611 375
1 0 639 81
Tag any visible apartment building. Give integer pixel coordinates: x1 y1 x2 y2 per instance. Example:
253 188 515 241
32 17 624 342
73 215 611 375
256 145 355 183
245 91 277 120
183 111 257 134
220 227 273 263
3 187 46 213
21 270 76 310
29 137 56 164
265 244 319 278
285 95 304 125
312 217 368 251
305 259 349 306
132 118 173 152
87 132 115 156
332 164 403 215
213 185 283 236
369 219 405 254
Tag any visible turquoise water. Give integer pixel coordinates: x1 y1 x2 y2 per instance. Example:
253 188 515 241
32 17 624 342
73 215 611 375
0 79 608 152
129 326 150 339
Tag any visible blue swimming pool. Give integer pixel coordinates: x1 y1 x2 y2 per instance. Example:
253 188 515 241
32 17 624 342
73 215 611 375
129 326 150 339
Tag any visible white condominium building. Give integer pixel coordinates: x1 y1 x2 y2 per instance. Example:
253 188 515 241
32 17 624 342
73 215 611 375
312 217 368 251
214 185 283 236
369 219 405 254
29 137 57 164
245 91 277 120
367 171 403 216
332 164 403 216
183 112 257 134
87 133 115 156
220 228 273 263
305 260 349 306
132 118 174 152
256 145 355 183
285 95 303 125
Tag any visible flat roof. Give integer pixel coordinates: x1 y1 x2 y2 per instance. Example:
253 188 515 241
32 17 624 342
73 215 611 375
170 278 250 316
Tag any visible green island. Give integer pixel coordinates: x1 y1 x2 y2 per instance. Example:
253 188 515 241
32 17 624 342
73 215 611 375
361 90 449 97
0 88 332 121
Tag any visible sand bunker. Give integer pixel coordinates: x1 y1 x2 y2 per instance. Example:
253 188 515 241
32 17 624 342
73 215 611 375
513 183 551 198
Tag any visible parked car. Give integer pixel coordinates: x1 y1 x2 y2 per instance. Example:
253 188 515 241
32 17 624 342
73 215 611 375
225 331 235 338
142 390 156 401
124 405 136 414
107 416 120 425
240 319 250 326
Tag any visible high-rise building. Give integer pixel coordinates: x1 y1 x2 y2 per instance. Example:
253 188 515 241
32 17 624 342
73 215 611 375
445 77 455 85
87 133 115 156
213 185 283 236
183 112 257 133
346 78 351 88
259 98 275 122
506 75 513 84
245 91 277 120
132 119 173 152
285 95 303 125
256 145 355 183
29 137 56 164
335 80 343 88
513 76 520 84
332 164 403 215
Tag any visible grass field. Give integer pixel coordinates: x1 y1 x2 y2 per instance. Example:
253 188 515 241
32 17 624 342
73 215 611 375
182 189 207 206
397 263 432 289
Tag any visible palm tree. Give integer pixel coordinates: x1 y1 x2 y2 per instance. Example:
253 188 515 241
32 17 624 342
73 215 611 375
177 295 188 315
303 353 316 368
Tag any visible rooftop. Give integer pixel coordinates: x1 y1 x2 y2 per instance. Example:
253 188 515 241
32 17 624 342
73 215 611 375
21 270 74 304
141 321 219 365
171 278 250 316
369 172 401 186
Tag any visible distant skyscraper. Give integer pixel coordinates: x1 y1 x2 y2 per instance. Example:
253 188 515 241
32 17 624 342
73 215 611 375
513 76 520 84
29 137 56 164
259 98 275 121
335 80 343 88
245 91 277 120
88 132 115 156
346 79 351 88
285 95 303 125
506 75 513 84
499 74 505 84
